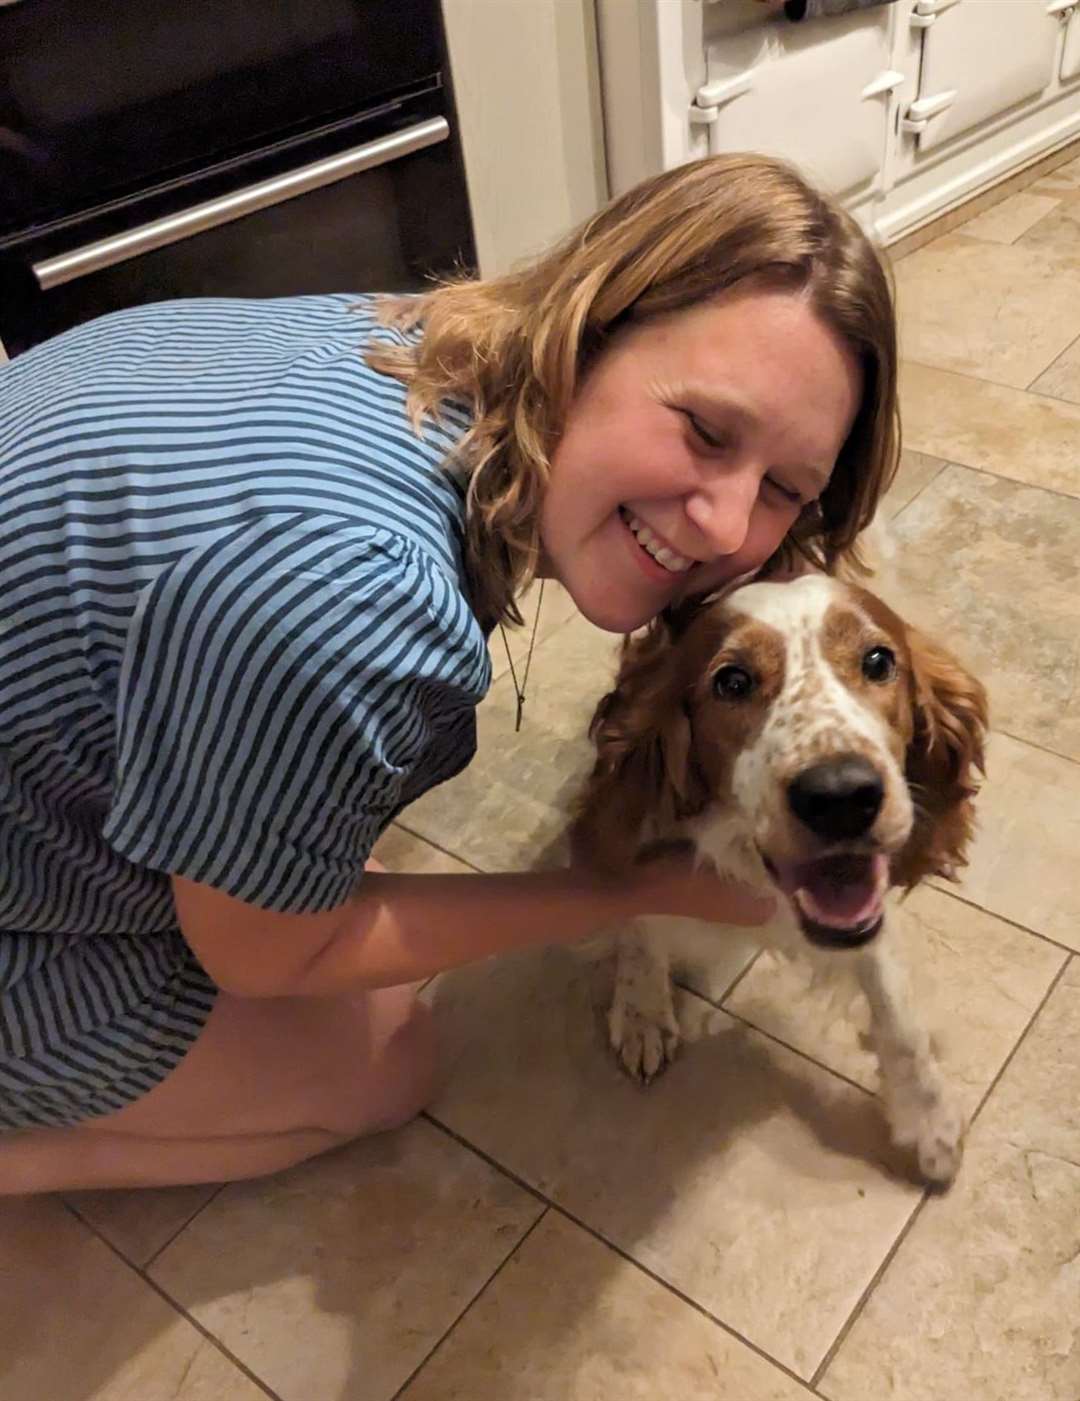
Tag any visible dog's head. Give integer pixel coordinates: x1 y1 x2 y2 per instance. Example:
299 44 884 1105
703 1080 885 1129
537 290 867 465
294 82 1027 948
575 574 987 951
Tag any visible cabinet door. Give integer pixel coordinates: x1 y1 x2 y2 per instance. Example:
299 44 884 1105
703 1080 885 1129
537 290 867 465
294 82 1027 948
915 0 1060 152
1062 7 1080 81
701 13 893 195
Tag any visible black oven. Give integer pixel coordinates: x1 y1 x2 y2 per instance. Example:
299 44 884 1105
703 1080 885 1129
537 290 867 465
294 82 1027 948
0 0 475 357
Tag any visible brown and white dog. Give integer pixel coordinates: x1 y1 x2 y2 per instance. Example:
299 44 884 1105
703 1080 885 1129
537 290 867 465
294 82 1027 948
572 572 988 1184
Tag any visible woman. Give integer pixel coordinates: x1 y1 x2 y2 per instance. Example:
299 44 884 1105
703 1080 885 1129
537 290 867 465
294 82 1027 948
0 154 898 1192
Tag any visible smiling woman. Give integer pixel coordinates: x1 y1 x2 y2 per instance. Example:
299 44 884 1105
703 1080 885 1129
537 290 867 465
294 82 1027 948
535 285 863 632
0 152 901 1193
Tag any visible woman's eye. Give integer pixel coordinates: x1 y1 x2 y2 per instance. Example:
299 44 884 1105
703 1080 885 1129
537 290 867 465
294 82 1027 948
713 665 756 700
862 645 896 683
685 412 731 452
765 476 803 506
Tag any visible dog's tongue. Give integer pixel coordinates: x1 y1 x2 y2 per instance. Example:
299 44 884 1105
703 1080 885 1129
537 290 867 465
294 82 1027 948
773 853 887 929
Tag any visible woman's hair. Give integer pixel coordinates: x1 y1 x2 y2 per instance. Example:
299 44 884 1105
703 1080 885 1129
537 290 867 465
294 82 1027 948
368 152 900 629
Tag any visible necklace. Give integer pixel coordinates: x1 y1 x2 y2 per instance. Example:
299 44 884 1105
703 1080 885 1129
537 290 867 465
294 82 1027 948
498 579 545 732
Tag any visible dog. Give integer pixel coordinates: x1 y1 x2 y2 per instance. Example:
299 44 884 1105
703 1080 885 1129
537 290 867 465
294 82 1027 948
572 572 988 1185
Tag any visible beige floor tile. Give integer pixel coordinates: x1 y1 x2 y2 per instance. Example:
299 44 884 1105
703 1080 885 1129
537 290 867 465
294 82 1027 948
725 886 1065 1112
956 191 1061 245
372 822 476 873
1030 333 1080 406
899 360 1080 497
400 1210 812 1401
427 945 923 1380
148 1119 542 1401
881 464 1080 761
0 1196 265 1401
1028 152 1080 196
404 613 620 871
820 958 1080 1401
63 1184 220 1269
882 447 947 519
894 234 1080 388
951 732 1080 954
1017 188 1080 260
489 577 580 683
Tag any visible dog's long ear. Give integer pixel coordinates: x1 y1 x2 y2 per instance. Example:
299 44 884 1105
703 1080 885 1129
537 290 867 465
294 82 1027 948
895 626 989 889
571 619 708 871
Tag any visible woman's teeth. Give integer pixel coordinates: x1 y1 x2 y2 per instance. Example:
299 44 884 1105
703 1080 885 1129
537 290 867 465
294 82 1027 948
620 508 693 574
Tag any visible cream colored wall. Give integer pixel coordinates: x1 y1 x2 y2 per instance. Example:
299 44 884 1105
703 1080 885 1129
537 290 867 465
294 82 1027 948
441 0 608 276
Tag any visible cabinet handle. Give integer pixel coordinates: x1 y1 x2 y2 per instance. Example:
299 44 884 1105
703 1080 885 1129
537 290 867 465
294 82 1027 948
31 116 449 290
691 71 754 125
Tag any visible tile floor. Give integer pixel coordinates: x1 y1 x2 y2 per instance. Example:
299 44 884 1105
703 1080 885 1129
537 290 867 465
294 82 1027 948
4 153 1080 1401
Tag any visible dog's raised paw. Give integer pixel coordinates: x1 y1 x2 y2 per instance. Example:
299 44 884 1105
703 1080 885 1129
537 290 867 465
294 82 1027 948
887 1086 966 1186
913 1095 966 1186
607 1001 679 1083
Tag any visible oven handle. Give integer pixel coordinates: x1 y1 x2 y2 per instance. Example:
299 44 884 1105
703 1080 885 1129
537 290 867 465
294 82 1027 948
31 115 449 290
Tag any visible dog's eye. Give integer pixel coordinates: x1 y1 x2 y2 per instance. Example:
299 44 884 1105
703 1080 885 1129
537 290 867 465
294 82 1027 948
862 646 896 683
713 665 755 699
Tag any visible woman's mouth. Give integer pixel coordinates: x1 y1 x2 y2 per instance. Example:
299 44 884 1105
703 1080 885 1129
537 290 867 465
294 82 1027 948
618 506 694 575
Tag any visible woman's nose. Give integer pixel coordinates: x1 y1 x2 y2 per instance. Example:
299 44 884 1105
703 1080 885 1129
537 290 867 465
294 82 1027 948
684 473 757 558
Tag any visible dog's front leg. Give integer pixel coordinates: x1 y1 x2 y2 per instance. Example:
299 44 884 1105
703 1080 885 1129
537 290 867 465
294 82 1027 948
608 919 680 1083
857 931 965 1185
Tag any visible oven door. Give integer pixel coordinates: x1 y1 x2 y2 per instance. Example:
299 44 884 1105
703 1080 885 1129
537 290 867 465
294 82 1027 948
0 0 445 237
0 89 474 356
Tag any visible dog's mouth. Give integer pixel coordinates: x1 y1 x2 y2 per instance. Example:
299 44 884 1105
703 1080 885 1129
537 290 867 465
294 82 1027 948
761 851 888 949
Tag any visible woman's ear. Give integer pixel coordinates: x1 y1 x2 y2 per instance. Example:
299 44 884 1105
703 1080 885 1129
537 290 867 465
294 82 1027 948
895 626 989 889
571 620 707 870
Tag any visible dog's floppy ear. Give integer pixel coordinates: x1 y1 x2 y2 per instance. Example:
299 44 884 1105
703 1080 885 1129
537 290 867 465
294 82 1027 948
895 626 989 889
571 618 708 871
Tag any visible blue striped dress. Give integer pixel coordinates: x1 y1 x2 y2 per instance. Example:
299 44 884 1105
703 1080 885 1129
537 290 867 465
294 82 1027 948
0 295 491 1129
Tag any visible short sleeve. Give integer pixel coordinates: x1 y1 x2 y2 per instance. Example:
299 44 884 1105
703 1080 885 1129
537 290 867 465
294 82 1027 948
103 512 489 911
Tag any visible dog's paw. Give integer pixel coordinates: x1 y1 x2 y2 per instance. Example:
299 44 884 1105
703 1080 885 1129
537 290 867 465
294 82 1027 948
913 1093 966 1186
608 1000 680 1083
887 1085 966 1186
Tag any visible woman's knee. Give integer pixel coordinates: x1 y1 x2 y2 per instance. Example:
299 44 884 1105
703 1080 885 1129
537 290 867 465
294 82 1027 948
326 990 437 1140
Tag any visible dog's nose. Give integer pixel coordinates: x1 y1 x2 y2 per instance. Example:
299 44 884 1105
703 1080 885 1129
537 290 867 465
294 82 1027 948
787 756 884 841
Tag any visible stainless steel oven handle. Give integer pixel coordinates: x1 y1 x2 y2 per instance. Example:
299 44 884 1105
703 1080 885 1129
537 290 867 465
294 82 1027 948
31 115 449 291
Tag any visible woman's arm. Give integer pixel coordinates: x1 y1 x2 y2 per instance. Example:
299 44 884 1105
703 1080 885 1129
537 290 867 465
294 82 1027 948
172 864 775 998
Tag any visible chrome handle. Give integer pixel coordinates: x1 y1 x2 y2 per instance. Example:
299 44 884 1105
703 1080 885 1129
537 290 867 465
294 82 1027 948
32 115 449 290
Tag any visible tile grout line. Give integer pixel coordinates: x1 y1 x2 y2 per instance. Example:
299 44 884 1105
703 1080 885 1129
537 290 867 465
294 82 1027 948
925 881 1078 958
808 1186 932 1391
389 821 487 873
884 455 948 524
962 952 1072 1135
57 1198 286 1401
387 1203 551 1401
546 1200 824 1396
809 952 1074 1390
671 972 880 1102
896 427 1080 507
993 725 1080 769
1024 326 1080 393
421 1115 821 1393
143 1184 227 1271
904 354 1080 422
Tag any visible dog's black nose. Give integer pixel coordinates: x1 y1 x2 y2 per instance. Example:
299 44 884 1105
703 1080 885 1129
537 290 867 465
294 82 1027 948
787 757 884 841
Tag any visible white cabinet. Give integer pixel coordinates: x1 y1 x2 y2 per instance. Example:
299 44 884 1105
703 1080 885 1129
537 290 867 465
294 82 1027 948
597 0 1080 245
1062 4 1080 81
697 11 897 196
911 0 1061 152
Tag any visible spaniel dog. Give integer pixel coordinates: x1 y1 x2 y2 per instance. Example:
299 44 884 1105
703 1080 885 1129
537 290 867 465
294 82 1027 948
572 573 988 1185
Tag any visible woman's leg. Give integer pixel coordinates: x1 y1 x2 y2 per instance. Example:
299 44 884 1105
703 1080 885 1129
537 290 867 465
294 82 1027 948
0 980 436 1195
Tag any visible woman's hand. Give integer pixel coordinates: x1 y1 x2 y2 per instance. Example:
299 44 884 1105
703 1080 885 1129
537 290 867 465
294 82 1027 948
625 852 777 927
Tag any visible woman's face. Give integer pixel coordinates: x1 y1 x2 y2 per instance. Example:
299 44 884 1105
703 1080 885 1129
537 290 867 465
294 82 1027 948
539 285 864 633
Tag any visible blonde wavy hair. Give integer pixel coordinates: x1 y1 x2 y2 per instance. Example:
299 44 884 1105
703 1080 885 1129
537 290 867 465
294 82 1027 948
367 152 900 629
